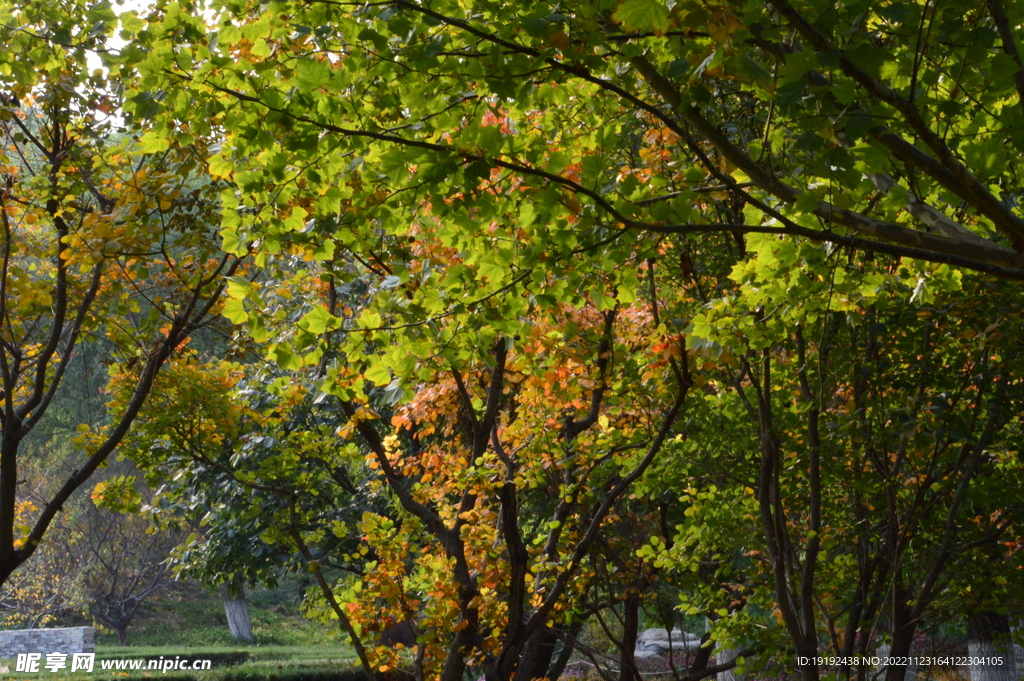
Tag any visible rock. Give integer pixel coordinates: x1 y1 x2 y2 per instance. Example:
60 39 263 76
635 628 701 655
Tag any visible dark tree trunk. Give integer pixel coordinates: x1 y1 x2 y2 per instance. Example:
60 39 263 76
619 593 640 681
883 594 917 681
220 575 255 644
689 632 715 677
117 626 128 647
512 626 545 681
528 626 559 681
547 619 584 681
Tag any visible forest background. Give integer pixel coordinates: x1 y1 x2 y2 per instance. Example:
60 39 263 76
0 0 1022 681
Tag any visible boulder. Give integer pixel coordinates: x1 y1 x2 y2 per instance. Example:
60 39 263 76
635 628 702 655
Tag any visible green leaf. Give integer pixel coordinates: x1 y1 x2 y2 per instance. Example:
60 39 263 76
221 228 245 255
271 344 302 370
226 277 252 300
221 298 249 324
313 239 336 261
218 23 242 46
299 305 340 334
140 131 171 153
612 0 670 35
295 58 332 93
251 38 272 58
120 11 145 33
208 154 234 179
364 361 392 386
794 189 821 214
728 53 772 90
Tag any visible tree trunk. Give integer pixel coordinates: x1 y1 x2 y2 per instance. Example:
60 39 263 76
117 626 128 647
1009 616 1024 675
878 641 916 681
619 593 640 681
882 592 918 681
220 575 255 644
968 612 1017 681
511 627 545 681
717 647 745 681
528 626 559 681
880 638 917 681
547 619 584 681
876 643 917 679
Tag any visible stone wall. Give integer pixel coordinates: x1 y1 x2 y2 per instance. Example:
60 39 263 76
0 627 94 656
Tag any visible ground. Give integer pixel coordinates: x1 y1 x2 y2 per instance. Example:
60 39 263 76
0 577 359 681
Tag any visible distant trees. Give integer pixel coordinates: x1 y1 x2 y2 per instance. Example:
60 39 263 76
0 0 239 587
675 245 1024 681
0 485 179 645
77 492 180 646
0 518 80 629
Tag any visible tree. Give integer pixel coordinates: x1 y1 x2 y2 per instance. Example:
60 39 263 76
81 480 180 647
653 239 1024 681
0 504 81 629
126 296 692 681
967 612 1018 681
0 0 240 586
119 351 389 676
123 0 1024 678
342 302 690 681
131 0 1024 278
219 575 255 645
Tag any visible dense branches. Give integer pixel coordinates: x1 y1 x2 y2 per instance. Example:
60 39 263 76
2 1 1016 680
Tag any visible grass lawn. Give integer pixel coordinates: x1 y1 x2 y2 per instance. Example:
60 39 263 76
0 644 361 681
94 578 347 649
0 577 363 680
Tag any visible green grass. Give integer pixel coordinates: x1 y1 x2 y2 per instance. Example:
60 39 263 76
0 644 361 681
92 577 347 649
0 576 364 680
96 646 352 662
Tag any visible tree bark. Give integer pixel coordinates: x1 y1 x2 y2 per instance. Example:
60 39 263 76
968 611 1017 681
547 619 584 681
716 647 745 681
882 622 917 681
528 626 560 681
220 575 255 644
619 593 640 681
879 624 917 681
